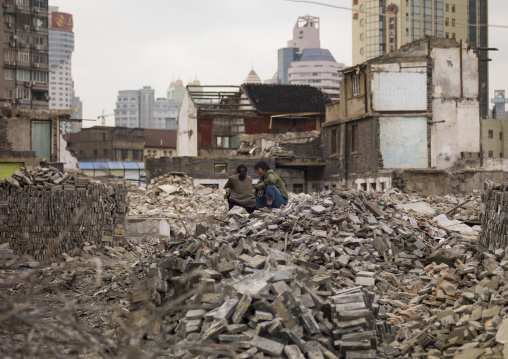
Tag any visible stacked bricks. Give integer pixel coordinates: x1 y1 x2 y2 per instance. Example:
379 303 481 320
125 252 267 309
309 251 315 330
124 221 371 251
477 180 508 251
0 166 128 262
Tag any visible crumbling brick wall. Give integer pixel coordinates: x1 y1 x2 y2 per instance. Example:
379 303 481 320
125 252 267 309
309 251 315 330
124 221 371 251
0 182 128 262
345 118 380 180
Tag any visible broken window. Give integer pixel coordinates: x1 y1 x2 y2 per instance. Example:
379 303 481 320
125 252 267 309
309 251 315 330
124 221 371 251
212 118 244 148
214 163 227 174
352 74 361 96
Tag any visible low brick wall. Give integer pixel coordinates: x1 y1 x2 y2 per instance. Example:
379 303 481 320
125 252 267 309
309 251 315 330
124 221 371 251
478 181 508 251
0 182 128 262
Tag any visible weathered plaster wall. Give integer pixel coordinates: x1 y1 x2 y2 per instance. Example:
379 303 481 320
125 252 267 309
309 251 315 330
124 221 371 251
431 46 480 169
371 63 427 111
176 90 198 157
6 118 31 151
379 116 428 168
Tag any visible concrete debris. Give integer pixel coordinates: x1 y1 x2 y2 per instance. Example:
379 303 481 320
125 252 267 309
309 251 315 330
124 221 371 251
4 170 508 358
125 186 506 358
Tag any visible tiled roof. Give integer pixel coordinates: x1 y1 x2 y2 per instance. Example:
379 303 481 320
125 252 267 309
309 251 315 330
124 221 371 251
241 84 331 114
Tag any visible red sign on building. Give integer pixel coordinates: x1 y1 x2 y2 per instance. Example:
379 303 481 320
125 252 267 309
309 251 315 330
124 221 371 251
51 12 73 32
353 13 359 20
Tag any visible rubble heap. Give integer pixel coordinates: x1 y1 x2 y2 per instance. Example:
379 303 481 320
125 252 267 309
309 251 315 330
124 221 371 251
128 172 227 233
123 188 508 358
0 166 128 262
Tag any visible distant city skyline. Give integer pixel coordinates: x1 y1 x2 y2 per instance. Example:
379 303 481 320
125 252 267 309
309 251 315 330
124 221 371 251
50 0 508 126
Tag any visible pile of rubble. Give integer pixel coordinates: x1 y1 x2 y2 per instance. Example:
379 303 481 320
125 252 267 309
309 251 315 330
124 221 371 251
128 172 227 233
0 165 89 190
120 187 508 358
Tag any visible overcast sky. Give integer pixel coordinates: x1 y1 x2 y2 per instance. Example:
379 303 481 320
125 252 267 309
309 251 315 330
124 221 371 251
52 0 508 126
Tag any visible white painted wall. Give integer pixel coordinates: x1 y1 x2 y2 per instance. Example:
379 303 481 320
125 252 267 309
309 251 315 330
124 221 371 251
176 89 198 157
371 63 427 111
59 132 78 171
431 46 480 169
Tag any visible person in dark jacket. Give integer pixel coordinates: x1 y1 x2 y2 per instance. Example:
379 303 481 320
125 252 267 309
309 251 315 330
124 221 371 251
253 161 288 211
224 164 256 213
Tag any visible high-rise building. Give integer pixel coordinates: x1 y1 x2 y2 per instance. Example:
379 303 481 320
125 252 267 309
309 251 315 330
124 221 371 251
491 90 507 120
0 0 50 109
114 82 202 130
48 6 82 134
272 16 345 101
352 0 488 117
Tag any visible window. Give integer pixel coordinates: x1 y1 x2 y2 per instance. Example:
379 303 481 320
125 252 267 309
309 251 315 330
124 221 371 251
293 183 304 194
103 149 108 157
93 149 98 157
33 54 47 64
132 150 141 161
4 50 15 62
488 130 493 138
500 132 503 141
352 124 359 153
4 69 13 80
445 18 449 26
452 33 455 39
121 150 128 160
32 71 47 83
445 32 449 38
18 52 29 63
406 28 409 36
331 129 337 154
501 153 504 158
451 4 455 12
16 0 29 5
16 70 30 81
214 163 227 174
16 88 30 99
116 128 126 135
352 74 361 96
32 17 48 28
134 129 143 136
4 32 13 42
5 88 14 99
488 151 493 158
452 18 455 27
33 36 45 45
445 3 449 11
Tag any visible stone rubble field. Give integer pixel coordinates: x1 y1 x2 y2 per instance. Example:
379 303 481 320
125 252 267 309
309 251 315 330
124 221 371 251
2 173 508 359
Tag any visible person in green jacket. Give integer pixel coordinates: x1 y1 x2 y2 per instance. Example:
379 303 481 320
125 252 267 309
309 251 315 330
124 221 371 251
253 161 288 211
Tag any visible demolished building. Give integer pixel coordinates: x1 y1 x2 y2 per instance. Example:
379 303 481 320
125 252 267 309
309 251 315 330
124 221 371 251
322 36 492 193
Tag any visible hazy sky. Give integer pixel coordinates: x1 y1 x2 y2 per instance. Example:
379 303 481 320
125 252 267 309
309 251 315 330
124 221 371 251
52 0 508 126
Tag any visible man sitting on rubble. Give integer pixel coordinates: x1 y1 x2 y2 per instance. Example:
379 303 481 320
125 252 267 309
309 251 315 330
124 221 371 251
253 161 288 212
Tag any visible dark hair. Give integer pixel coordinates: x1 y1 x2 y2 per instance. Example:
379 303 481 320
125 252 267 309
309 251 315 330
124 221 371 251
237 164 247 181
253 161 271 171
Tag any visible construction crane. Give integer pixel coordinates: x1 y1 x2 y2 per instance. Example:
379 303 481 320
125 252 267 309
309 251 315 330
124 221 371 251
98 109 114 127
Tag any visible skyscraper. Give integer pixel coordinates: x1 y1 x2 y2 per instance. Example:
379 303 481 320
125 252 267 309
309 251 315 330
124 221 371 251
48 6 82 133
0 0 50 109
352 0 488 117
273 16 345 101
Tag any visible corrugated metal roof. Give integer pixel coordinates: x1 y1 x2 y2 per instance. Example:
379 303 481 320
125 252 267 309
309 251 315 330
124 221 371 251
78 162 94 170
94 162 109 170
137 162 145 169
108 161 124 169
122 162 139 169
